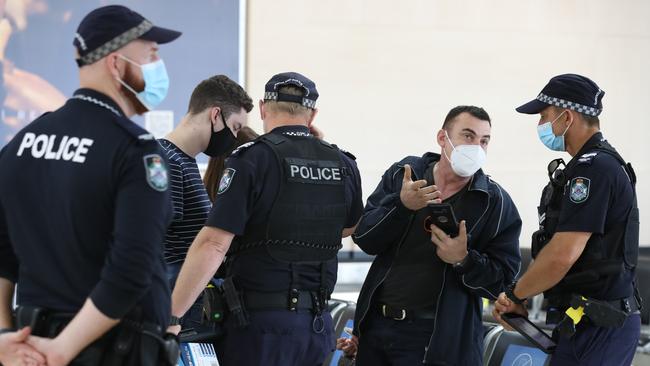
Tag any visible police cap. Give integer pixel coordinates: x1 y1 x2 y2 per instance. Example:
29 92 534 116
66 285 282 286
264 72 318 109
74 5 181 67
516 73 604 117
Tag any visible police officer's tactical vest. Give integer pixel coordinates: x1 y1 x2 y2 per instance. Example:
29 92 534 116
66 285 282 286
228 133 348 266
532 140 639 302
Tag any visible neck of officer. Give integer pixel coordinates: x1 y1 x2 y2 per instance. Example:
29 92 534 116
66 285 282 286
79 68 137 118
565 123 600 157
434 156 471 200
165 114 205 158
264 112 309 133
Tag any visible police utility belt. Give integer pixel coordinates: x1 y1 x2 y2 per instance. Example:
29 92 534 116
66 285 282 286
202 277 329 331
15 305 179 366
548 293 641 338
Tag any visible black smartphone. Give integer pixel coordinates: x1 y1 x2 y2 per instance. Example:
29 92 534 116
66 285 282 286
501 313 557 354
426 203 459 236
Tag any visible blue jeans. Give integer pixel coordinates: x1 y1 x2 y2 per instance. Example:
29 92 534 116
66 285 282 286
550 313 640 366
356 308 436 366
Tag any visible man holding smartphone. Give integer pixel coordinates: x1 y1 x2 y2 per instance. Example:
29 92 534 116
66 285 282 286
351 106 522 365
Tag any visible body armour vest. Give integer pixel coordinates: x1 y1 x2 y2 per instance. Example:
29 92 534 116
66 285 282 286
229 133 347 264
532 140 639 302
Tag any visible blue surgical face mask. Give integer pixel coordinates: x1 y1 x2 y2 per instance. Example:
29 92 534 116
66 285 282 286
117 55 169 110
537 110 572 151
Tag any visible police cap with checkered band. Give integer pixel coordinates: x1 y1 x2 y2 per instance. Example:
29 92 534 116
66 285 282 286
73 5 181 67
516 73 605 117
264 72 319 109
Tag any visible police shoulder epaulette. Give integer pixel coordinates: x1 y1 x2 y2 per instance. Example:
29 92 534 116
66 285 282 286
331 144 356 160
231 141 258 157
576 151 598 165
114 116 156 144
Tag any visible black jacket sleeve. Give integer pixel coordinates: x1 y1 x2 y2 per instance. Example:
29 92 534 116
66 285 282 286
455 183 522 300
89 143 172 319
352 162 414 255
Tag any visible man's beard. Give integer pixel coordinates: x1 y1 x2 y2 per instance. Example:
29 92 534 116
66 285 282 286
120 63 149 115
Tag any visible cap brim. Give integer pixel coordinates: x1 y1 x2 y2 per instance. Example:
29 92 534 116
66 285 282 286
140 26 181 44
515 99 549 115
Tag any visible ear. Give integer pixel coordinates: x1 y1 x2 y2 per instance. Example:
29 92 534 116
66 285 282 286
436 129 446 148
564 109 575 126
306 108 319 126
210 107 222 128
259 100 266 121
105 53 123 79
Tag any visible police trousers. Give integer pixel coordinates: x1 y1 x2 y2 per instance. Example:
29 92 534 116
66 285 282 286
550 313 640 366
216 309 334 366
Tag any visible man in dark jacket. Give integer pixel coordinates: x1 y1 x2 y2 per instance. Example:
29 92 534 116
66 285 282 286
351 105 522 365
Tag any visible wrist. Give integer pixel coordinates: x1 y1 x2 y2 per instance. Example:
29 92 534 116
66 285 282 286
169 315 181 327
453 250 475 274
454 251 469 266
505 282 527 305
51 336 78 365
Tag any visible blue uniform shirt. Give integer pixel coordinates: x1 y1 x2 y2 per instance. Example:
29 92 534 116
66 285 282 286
0 88 173 327
556 132 635 299
206 125 363 292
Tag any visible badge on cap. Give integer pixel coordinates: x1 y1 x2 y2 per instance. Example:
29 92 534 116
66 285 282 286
143 154 168 191
218 168 236 195
569 177 590 203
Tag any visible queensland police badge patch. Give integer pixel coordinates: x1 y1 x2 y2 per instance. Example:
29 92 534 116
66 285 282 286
569 177 590 203
218 168 236 194
143 154 168 192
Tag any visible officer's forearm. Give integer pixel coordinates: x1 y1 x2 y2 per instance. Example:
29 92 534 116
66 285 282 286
0 278 14 328
514 232 590 299
51 299 119 362
171 226 234 318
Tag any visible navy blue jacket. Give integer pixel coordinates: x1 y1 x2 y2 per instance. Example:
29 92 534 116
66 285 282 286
352 153 522 365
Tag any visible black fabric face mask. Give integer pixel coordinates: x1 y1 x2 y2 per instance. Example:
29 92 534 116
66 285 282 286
204 112 236 157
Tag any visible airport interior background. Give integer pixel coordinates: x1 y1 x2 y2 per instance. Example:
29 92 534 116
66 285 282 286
1 0 649 365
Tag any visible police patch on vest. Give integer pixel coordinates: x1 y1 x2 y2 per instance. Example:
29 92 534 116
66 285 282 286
569 177 590 203
285 157 344 185
218 168 236 194
143 154 168 192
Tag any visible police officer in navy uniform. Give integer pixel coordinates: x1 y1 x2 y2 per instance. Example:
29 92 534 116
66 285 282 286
0 5 181 366
170 72 364 366
494 74 641 365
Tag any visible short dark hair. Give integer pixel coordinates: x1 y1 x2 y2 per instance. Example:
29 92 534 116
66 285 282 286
582 114 600 128
187 75 254 119
552 106 600 128
442 105 491 129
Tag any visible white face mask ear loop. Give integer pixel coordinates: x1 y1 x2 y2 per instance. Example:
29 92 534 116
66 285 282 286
447 129 478 160
561 112 574 137
117 54 139 67
443 130 454 162
114 76 153 111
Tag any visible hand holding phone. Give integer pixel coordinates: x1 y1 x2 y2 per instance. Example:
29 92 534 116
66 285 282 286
425 203 459 236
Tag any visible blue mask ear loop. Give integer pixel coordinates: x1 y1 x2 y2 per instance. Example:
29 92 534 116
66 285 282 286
114 54 152 110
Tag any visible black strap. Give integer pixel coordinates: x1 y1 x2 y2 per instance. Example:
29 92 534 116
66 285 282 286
288 263 300 311
245 290 319 311
317 262 328 314
378 303 437 320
